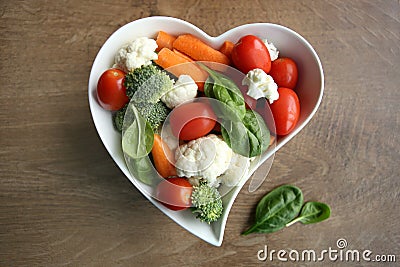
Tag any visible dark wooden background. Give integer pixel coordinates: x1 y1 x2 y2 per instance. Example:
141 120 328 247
1 0 399 266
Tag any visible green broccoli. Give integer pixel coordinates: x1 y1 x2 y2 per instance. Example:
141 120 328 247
114 64 173 133
124 64 173 102
113 104 128 132
113 101 170 133
191 181 223 224
133 101 170 133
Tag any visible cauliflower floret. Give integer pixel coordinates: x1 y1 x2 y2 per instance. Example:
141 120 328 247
161 75 198 109
160 124 179 152
114 37 158 72
242 68 279 104
218 152 251 187
175 134 232 187
262 38 279 61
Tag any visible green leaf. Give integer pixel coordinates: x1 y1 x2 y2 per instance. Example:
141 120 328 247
199 63 246 119
122 104 154 159
242 185 303 235
286 202 331 226
242 110 270 157
221 119 250 156
204 77 215 98
221 109 269 157
124 156 158 185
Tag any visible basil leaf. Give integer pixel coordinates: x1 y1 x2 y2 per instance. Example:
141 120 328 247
122 104 154 159
199 63 246 119
242 185 303 235
286 202 331 226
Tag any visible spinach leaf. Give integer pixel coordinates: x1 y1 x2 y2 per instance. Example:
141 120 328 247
286 202 331 226
221 119 249 156
125 156 159 185
243 185 331 235
221 109 270 157
242 185 303 235
199 63 246 119
122 104 154 159
242 109 270 157
203 78 215 98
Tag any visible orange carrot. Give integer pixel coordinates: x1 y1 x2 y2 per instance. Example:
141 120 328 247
173 49 194 62
154 48 208 91
151 134 177 178
155 31 176 52
155 47 189 68
173 34 230 65
218 40 235 60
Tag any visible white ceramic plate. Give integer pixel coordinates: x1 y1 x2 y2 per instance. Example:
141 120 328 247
88 16 324 246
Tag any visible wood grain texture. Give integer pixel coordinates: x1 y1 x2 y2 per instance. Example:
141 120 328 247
1 0 399 266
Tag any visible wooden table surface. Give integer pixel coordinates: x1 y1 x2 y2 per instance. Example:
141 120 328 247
1 0 399 266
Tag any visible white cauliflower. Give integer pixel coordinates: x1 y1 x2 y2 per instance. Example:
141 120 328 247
262 38 279 61
242 68 279 104
218 152 251 187
160 124 179 153
114 37 158 72
175 134 232 187
161 75 198 109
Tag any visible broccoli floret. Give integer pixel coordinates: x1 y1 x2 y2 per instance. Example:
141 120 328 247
113 104 127 132
191 181 223 224
133 101 170 132
124 64 173 102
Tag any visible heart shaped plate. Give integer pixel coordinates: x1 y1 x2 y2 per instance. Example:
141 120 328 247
88 16 324 246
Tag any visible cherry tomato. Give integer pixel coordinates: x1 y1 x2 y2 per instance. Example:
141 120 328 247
96 68 129 111
269 87 300 136
231 35 271 74
269 57 298 89
156 178 193 211
169 102 217 141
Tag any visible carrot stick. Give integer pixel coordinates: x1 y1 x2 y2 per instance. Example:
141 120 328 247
173 34 230 65
155 47 189 68
151 134 177 178
218 41 235 60
155 48 208 91
173 49 194 62
155 31 176 52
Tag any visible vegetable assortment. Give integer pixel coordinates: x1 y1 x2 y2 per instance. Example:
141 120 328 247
95 29 309 226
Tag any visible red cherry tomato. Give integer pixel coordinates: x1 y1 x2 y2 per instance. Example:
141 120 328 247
269 57 298 89
169 102 217 141
269 87 300 136
231 35 271 74
96 68 129 111
156 178 193 211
